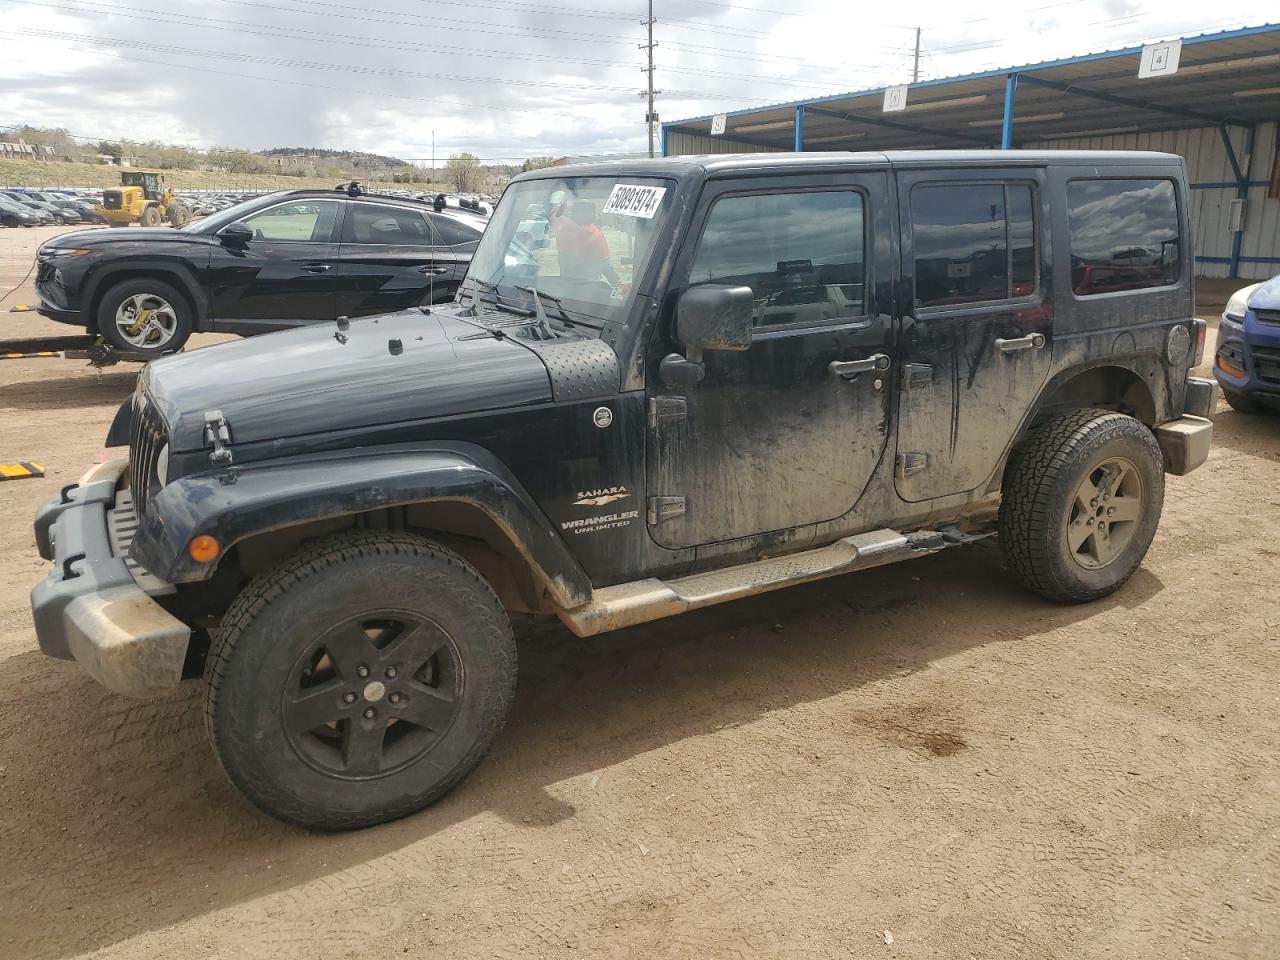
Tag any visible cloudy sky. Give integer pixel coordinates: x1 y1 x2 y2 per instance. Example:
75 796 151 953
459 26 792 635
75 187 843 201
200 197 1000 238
0 0 1270 164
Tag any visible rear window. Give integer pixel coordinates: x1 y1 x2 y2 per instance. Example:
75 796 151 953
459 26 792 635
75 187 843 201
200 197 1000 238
1066 179 1180 296
911 183 1037 308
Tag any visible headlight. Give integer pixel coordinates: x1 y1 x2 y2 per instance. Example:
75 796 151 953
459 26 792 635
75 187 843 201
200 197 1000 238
155 444 169 488
1224 282 1261 322
37 246 90 260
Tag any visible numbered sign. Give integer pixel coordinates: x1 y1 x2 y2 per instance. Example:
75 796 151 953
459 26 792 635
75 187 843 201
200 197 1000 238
710 114 727 136
883 85 909 113
1139 40 1182 78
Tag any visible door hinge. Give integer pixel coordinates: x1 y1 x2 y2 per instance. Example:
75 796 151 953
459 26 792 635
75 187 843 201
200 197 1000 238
896 452 929 479
902 363 933 391
648 496 686 525
648 396 688 428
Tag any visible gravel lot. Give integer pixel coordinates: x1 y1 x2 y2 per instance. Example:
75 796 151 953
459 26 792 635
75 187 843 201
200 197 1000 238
1 224 1278 960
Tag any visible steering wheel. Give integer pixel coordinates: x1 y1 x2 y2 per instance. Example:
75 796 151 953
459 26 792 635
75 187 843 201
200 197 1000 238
254 228 266 241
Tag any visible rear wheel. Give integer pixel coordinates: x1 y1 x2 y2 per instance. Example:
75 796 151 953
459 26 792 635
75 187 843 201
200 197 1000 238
96 277 193 356
999 409 1164 604
140 205 162 227
1222 388 1259 414
204 532 517 830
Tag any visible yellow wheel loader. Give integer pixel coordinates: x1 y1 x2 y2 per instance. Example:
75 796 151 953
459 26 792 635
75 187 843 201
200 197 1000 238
96 170 192 228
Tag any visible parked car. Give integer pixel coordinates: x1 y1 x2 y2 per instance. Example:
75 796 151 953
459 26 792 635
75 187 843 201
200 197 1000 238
51 198 104 224
30 151 1213 830
1 192 78 225
1214 274 1280 413
0 194 42 227
33 185 486 356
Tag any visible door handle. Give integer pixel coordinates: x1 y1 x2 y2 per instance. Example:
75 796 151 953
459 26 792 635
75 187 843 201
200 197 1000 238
994 333 1046 354
829 354 890 380
419 265 449 275
303 263 332 273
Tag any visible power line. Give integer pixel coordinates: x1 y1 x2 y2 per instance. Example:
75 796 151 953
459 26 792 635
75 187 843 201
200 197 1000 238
0 0 636 69
12 27 755 100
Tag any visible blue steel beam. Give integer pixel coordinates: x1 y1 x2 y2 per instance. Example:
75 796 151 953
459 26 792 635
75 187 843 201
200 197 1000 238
794 105 805 152
1225 124 1257 278
1017 73 1246 127
802 105 990 146
1000 73 1018 149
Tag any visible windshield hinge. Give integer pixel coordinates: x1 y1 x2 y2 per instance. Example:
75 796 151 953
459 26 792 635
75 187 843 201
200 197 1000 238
204 409 234 467
647 396 687 428
648 496 686 525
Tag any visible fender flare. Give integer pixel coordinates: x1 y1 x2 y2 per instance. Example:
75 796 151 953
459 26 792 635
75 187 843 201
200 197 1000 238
130 441 593 609
83 257 210 323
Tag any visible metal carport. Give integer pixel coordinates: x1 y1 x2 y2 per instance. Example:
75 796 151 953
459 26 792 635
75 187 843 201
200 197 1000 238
663 23 1280 280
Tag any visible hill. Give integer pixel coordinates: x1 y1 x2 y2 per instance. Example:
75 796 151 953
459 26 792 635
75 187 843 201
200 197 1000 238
0 159 447 193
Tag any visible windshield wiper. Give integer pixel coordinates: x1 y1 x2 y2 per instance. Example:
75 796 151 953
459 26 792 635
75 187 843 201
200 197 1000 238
515 286 602 331
462 276 534 320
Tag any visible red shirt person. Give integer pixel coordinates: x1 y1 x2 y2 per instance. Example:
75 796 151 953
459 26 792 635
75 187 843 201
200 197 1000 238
549 199 621 286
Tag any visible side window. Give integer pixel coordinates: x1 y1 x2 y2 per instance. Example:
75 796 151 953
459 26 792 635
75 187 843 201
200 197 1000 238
430 214 482 247
911 183 1037 308
239 200 339 242
1066 179 1180 295
341 203 434 245
689 190 866 328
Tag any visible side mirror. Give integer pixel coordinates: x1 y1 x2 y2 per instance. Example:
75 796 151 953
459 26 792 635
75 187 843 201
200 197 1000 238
676 284 753 362
218 222 253 243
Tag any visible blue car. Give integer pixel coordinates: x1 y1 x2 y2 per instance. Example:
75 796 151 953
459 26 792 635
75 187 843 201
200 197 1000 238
1215 275 1280 414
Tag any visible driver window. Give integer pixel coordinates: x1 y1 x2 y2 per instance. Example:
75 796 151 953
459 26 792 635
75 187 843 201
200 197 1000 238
240 200 339 242
689 190 866 328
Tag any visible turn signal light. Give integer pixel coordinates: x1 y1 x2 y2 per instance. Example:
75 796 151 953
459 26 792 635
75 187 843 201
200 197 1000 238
188 535 221 564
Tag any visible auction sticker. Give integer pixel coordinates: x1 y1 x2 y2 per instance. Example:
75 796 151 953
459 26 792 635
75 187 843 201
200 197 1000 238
602 184 666 219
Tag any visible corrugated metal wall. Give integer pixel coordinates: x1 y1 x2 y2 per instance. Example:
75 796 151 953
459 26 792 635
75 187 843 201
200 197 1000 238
1039 122 1279 281
667 123 1279 280
665 131 785 156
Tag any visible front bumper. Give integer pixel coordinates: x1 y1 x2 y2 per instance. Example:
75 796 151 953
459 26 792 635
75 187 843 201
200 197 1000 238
1214 312 1280 397
30 459 190 698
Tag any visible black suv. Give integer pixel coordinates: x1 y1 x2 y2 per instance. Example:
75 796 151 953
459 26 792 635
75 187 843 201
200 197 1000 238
33 185 486 356
31 151 1214 830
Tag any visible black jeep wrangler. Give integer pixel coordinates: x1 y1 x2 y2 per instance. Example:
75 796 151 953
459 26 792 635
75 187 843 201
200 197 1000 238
31 151 1215 830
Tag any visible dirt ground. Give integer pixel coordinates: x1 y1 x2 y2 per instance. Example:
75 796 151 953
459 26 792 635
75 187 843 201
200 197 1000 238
1 226 1278 960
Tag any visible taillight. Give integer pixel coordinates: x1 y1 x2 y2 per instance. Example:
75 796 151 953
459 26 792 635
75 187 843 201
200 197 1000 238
1191 319 1206 367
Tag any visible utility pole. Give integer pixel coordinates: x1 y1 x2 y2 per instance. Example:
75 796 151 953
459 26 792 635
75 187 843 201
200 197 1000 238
640 1 658 157
912 27 921 83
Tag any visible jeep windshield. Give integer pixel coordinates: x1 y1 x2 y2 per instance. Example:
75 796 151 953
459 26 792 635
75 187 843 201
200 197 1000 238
465 176 673 325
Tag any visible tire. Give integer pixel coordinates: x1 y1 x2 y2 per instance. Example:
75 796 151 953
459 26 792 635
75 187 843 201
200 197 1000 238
999 408 1164 604
96 277 193 356
204 531 517 830
140 205 162 227
1222 388 1259 415
52 214 66 225
167 203 192 228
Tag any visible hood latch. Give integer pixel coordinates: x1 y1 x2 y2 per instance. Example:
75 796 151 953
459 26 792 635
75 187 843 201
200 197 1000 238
203 409 234 468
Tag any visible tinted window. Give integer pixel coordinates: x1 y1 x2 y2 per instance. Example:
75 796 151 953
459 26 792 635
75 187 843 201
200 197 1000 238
1067 179 1180 295
689 191 865 327
240 199 339 242
911 184 1036 308
341 203 433 244
431 214 482 246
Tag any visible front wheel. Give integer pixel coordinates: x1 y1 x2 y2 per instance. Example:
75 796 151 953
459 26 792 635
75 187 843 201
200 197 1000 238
999 409 1164 604
96 277 193 356
204 532 517 830
167 203 192 228
1222 388 1259 415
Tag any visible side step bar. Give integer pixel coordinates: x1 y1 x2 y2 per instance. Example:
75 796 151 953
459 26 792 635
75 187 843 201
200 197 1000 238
558 527 979 637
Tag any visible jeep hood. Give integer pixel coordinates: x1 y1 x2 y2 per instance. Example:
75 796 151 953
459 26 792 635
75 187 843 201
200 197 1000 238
143 308 554 452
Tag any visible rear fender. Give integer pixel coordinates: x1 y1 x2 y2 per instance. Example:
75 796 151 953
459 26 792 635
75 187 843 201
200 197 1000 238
130 442 592 609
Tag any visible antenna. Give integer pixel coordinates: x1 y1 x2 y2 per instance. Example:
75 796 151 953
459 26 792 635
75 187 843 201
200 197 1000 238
912 27 921 83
